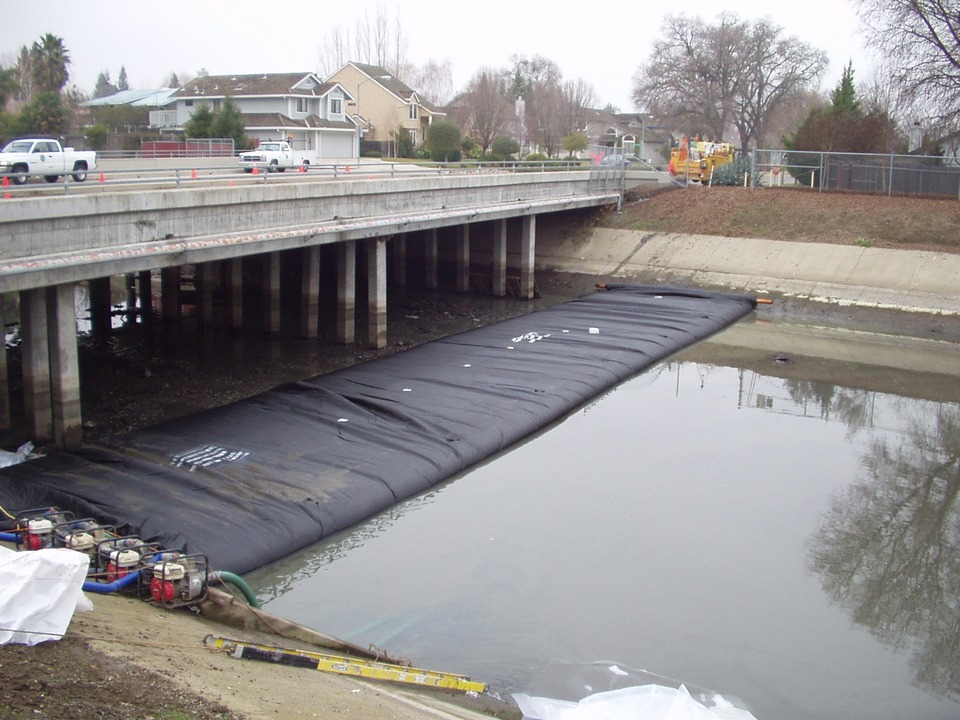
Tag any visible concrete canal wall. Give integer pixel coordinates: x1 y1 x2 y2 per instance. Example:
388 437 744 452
536 228 960 317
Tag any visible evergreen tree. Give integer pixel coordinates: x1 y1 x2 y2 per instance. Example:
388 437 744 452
830 62 861 116
184 103 214 137
19 91 70 134
118 66 128 91
425 119 461 162
209 95 248 148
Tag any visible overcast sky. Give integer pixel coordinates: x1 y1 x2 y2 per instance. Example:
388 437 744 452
5 0 874 112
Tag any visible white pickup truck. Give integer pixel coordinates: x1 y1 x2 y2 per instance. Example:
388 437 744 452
0 138 98 184
238 141 316 173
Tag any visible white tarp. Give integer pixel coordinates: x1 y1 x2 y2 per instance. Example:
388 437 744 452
0 545 92 646
514 684 759 720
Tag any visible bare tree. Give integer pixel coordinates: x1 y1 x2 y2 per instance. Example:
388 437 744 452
854 0 960 125
632 13 826 150
406 59 454 106
561 78 599 135
317 5 409 78
731 18 828 150
455 67 513 153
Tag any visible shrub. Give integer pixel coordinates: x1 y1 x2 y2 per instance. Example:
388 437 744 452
710 157 757 187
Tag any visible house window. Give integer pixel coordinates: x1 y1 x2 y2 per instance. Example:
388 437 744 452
329 97 342 115
185 99 193 106
409 130 418 146
408 103 418 120
296 97 307 113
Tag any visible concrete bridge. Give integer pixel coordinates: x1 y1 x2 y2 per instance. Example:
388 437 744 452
0 167 622 449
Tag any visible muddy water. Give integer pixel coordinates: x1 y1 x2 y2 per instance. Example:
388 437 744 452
245 314 960 720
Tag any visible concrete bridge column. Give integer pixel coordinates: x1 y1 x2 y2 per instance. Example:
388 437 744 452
261 251 281 333
366 237 387 349
19 288 52 444
138 270 153 325
391 233 407 287
0 296 9 431
425 229 439 290
224 258 243 331
520 215 536 300
337 241 356 345
300 246 321 338
124 274 137 325
161 267 181 322
456 224 470 293
88 277 112 336
492 219 507 297
47 284 82 449
195 262 217 326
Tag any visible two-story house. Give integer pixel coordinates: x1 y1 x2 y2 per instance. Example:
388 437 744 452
324 62 445 156
171 72 358 158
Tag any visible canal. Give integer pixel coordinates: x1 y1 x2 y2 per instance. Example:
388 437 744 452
244 313 960 720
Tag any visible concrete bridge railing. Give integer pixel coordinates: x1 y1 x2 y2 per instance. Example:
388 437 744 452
1 170 621 292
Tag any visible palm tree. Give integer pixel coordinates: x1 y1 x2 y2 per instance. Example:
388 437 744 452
30 33 71 94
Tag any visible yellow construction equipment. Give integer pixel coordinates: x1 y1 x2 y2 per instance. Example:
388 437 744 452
669 136 736 183
203 635 488 693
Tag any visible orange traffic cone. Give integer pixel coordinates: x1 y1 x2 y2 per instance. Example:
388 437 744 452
345 164 351 173
252 166 260 175
2 176 9 187
98 172 106 182
191 169 197 179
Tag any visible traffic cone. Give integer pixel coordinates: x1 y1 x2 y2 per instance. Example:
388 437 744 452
98 172 106 182
252 167 259 175
345 164 351 173
298 164 306 173
2 176 9 187
191 169 197 179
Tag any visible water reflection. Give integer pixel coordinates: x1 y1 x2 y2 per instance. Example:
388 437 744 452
808 403 960 700
248 326 960 719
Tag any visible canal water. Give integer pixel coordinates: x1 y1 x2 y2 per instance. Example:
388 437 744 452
232 314 960 718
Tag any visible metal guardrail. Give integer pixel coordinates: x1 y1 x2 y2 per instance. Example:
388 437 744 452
0 159 618 198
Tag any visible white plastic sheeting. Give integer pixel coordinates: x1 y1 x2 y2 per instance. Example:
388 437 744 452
514 684 759 720
0 546 92 646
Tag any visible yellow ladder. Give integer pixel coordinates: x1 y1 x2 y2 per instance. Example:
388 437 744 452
203 635 487 693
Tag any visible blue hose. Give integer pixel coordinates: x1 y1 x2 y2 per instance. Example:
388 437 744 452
82 570 140 594
0 531 18 542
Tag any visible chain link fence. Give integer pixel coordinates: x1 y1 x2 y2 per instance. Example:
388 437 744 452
751 149 960 199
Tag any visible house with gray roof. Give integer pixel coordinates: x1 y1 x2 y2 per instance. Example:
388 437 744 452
169 72 359 158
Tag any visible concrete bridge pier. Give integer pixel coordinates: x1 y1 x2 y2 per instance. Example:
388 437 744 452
195 263 216 326
493 219 507 297
223 259 243 331
88 278 112 336
138 271 153 326
366 237 387 349
337 241 356 344
456 225 470 293
262 252 281 334
19 285 82 449
300 246 321 338
520 215 537 300
161 267 181 322
391 234 408 287
425 229 439 290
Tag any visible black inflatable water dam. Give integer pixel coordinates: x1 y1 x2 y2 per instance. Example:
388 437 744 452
0 286 756 574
